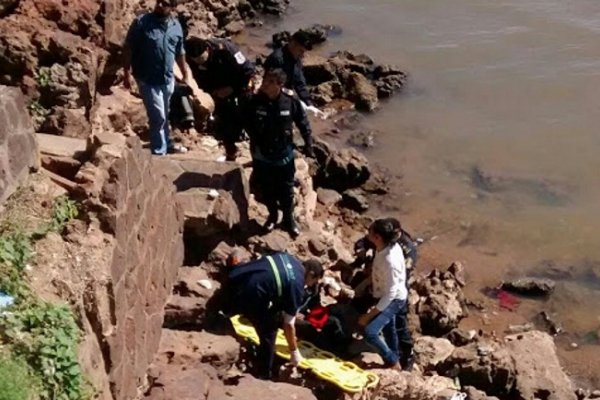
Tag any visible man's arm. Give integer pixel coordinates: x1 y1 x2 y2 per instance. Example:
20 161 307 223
294 63 312 105
176 55 190 84
175 31 190 84
123 18 140 89
292 97 314 157
282 313 302 366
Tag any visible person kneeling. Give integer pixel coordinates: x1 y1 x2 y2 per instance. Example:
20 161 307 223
227 252 322 379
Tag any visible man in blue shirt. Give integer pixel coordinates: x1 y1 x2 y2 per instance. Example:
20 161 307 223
124 0 190 155
227 252 323 379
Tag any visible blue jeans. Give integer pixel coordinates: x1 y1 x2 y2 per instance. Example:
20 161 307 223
137 79 175 155
364 299 405 365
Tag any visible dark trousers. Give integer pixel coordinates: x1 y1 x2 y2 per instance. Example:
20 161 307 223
296 315 352 356
395 302 413 368
215 97 243 158
247 311 278 379
252 159 295 219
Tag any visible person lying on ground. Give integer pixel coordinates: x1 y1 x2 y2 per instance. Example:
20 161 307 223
357 219 414 371
294 261 353 356
225 251 322 380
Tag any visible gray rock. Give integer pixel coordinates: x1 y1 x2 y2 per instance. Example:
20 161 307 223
502 277 556 296
341 189 369 212
316 188 342 206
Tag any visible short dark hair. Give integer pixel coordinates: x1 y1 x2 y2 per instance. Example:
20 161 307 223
303 259 324 279
369 219 399 246
157 0 178 7
263 68 287 85
291 30 313 50
186 37 209 57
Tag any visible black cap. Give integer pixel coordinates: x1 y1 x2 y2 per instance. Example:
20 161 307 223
291 30 313 50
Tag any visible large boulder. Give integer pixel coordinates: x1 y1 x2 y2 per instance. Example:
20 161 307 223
164 266 221 330
413 336 455 371
0 86 39 204
154 329 240 372
437 341 516 397
145 362 223 400
505 331 576 400
313 139 371 192
372 370 459 400
346 72 379 112
413 267 468 336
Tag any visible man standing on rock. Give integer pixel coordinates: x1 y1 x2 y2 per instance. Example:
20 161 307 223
244 68 314 237
227 252 323 380
123 0 190 156
184 36 256 161
265 30 313 107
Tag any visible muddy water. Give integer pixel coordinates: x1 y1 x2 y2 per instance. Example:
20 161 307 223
249 0 600 386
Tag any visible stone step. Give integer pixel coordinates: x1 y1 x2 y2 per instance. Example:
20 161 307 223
36 133 87 159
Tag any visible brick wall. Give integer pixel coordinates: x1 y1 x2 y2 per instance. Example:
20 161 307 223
76 133 184 400
0 85 39 204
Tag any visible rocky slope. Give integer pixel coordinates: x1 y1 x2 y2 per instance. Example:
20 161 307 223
1 1 598 400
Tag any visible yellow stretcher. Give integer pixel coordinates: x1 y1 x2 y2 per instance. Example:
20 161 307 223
230 315 380 393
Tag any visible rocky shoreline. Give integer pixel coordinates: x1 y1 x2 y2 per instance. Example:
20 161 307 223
0 0 598 399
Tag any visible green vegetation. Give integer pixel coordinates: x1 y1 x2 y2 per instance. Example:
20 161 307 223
27 100 50 119
35 67 52 88
0 195 88 400
0 353 40 400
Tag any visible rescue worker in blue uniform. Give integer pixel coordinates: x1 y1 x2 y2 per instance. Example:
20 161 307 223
185 36 256 160
244 68 314 237
227 252 323 379
264 30 313 106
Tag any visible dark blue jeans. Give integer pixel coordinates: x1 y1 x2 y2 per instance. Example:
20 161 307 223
364 299 405 365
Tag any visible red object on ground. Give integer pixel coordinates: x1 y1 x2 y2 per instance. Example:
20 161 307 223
306 306 330 330
498 290 520 311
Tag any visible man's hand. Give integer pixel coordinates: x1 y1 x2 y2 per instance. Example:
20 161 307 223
358 313 372 327
296 313 305 321
213 86 234 99
290 349 303 367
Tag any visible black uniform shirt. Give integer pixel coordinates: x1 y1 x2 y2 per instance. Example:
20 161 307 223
264 46 311 105
191 39 255 95
244 89 312 165
229 252 305 317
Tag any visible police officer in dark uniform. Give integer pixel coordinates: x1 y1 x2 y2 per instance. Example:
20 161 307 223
186 36 256 160
244 68 314 237
227 252 323 379
264 30 313 106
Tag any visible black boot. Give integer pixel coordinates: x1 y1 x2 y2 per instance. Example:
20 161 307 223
264 209 278 232
399 345 414 371
282 211 300 238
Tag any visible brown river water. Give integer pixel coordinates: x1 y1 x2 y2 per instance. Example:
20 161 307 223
244 0 600 386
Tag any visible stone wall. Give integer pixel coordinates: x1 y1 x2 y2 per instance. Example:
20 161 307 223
75 133 185 400
0 85 39 204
